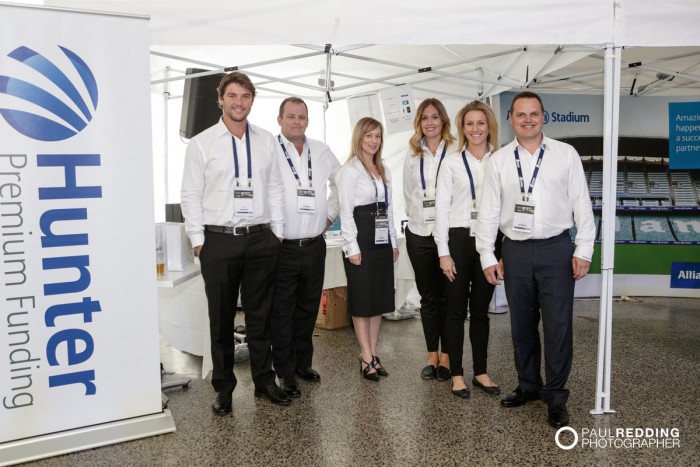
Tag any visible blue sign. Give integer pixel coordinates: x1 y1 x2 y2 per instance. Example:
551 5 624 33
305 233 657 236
670 262 700 289
669 102 700 169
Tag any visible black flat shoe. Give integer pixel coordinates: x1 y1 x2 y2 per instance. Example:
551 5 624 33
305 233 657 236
254 383 292 406
451 387 470 399
359 356 379 382
472 377 501 396
372 356 388 377
421 365 437 380
211 391 232 415
436 365 451 381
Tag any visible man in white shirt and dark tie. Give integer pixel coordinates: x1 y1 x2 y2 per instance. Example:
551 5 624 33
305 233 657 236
271 97 341 397
181 71 291 415
476 91 595 429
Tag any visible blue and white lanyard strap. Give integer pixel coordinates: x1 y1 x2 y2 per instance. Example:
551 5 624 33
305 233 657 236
371 177 389 213
278 135 312 187
232 125 252 187
514 146 545 202
461 150 477 209
419 144 447 197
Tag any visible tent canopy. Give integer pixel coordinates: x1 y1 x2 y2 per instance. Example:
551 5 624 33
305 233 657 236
42 0 700 100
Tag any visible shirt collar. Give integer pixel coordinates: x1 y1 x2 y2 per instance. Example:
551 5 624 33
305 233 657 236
420 137 445 156
215 118 260 140
513 133 548 154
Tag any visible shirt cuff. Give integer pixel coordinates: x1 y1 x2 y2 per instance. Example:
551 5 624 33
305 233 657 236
437 242 451 258
479 252 498 270
271 223 283 238
190 232 204 249
574 245 594 263
390 236 397 249
342 241 360 257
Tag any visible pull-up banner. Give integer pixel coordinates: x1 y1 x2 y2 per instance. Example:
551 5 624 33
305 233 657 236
0 4 170 464
669 101 700 169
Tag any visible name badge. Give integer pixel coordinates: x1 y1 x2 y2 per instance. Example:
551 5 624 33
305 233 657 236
297 188 316 213
234 189 254 217
512 202 535 233
470 211 478 237
374 211 389 244
422 198 436 223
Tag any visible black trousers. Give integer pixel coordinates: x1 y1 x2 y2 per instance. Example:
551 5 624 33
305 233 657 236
502 231 575 405
444 228 494 377
405 227 447 353
199 229 281 393
270 237 326 378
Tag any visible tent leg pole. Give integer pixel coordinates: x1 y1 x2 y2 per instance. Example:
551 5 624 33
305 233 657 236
591 45 621 415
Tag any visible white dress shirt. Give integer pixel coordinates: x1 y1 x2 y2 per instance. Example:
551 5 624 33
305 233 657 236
277 134 341 239
475 134 596 270
336 157 398 257
402 139 452 236
434 148 492 257
180 118 285 248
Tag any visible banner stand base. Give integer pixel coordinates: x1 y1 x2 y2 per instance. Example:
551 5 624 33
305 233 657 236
0 409 176 466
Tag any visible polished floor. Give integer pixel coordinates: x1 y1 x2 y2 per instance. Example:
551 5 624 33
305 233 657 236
22 297 699 466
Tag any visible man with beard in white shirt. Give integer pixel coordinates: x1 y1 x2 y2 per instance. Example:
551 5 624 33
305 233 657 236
181 72 291 415
271 97 341 397
476 91 595 429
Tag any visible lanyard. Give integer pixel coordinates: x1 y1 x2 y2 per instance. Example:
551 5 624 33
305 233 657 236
461 150 477 209
278 135 312 187
419 144 447 197
514 146 545 202
371 176 389 213
232 125 252 187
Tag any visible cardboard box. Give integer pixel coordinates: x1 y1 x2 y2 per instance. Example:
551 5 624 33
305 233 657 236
316 287 350 330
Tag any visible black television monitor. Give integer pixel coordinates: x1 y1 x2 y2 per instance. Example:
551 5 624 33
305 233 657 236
179 68 225 138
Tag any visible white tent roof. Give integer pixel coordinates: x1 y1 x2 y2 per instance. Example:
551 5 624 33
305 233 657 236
43 0 700 100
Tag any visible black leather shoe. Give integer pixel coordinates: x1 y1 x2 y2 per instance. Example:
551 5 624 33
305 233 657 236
421 365 437 380
279 377 301 398
296 367 321 382
451 387 471 399
436 365 451 381
500 387 540 408
472 377 501 396
359 357 380 382
372 356 388 377
548 403 569 428
254 383 292 406
211 391 232 415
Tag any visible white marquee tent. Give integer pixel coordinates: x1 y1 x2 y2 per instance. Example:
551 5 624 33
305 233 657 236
41 0 700 415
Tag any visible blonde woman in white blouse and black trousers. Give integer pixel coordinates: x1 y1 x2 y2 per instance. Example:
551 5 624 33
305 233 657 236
435 100 501 398
336 117 399 381
403 98 456 382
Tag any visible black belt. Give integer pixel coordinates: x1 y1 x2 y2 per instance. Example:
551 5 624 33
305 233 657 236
205 223 270 236
282 235 321 247
507 230 569 244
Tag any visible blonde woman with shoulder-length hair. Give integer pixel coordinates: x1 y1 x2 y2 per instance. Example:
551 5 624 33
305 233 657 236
402 98 456 382
434 99 502 399
335 117 399 381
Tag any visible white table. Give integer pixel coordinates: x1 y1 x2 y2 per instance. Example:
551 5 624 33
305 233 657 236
157 262 212 378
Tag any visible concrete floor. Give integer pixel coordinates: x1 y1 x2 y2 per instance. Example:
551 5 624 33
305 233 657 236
20 297 699 466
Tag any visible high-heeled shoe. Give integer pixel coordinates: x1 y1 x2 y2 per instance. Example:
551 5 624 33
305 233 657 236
358 356 379 382
372 356 388 377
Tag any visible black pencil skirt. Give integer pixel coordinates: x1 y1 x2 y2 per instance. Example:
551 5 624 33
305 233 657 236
343 203 395 317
